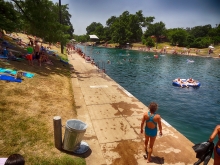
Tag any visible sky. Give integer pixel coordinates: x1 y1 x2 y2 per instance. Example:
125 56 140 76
52 0 220 35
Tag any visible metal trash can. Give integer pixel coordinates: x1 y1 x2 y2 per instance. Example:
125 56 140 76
63 119 87 152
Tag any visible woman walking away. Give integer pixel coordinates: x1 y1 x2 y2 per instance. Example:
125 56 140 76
209 125 220 165
141 102 162 163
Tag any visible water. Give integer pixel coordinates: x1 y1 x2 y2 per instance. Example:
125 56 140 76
77 45 220 144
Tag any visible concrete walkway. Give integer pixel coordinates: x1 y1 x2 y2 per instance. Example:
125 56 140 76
68 52 213 165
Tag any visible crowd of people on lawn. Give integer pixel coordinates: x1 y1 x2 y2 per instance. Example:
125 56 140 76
25 39 53 66
0 35 54 66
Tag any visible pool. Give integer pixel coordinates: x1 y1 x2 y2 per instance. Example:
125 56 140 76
78 45 220 144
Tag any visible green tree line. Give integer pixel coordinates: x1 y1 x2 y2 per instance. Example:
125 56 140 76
76 10 220 49
0 0 74 45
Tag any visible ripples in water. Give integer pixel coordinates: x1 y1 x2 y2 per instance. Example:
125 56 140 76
78 45 220 144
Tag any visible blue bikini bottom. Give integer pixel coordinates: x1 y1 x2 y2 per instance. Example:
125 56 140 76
216 146 220 156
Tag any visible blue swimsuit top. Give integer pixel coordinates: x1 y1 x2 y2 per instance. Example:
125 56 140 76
145 112 157 137
146 112 157 126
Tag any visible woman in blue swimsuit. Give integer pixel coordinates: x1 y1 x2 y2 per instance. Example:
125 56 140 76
209 125 220 165
141 102 162 163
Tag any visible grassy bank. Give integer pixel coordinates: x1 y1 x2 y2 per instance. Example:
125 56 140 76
0 34 85 164
108 42 220 58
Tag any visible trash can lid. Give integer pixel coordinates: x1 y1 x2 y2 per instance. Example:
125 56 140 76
66 119 87 130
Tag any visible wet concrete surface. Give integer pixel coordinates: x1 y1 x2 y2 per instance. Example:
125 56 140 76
68 53 213 165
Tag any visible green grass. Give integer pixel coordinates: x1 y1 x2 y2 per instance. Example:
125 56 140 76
0 35 85 165
0 113 50 154
28 155 85 165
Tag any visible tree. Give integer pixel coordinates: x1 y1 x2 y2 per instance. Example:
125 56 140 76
0 0 21 32
103 27 111 42
86 22 102 35
144 21 166 44
189 24 212 38
208 24 220 44
145 37 155 47
106 16 117 27
12 0 73 44
167 28 187 46
86 22 105 41
143 16 155 27
110 11 131 45
60 4 74 39
191 37 211 48
186 35 195 47
106 10 149 45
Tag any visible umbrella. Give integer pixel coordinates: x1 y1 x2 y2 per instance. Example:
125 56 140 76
208 46 214 49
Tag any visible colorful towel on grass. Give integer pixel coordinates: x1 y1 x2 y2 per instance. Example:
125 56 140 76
0 55 23 61
0 55 8 59
60 58 69 64
0 68 34 78
47 50 58 54
0 74 22 83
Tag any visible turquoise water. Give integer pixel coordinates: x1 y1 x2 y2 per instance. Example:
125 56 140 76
78 45 220 144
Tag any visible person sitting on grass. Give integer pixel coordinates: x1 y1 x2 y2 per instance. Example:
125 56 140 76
3 47 9 57
39 51 53 65
15 71 23 80
3 47 18 61
7 51 18 61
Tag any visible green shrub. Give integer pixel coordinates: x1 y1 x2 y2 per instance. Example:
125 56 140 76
145 37 155 47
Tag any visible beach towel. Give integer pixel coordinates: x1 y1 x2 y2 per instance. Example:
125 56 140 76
0 74 22 83
47 50 58 55
0 68 34 78
60 58 69 64
0 55 8 59
23 72 34 78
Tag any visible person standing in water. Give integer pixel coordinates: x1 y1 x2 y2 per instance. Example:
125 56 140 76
209 125 220 165
141 102 162 163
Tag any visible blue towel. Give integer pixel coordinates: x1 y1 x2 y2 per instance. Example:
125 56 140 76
0 68 34 78
0 55 8 59
0 74 22 83
23 72 34 78
60 59 69 64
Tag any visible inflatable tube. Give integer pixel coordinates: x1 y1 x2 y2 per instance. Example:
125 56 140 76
172 79 201 87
